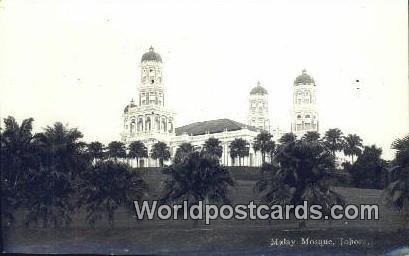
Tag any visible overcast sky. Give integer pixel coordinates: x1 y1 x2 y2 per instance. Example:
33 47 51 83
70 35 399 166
0 0 408 159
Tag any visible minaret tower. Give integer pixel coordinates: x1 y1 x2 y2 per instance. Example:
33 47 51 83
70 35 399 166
122 46 175 146
291 69 319 137
248 81 270 131
139 46 164 107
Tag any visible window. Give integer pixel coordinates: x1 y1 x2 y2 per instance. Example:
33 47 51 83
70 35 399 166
151 80 154 84
305 114 310 118
297 114 301 119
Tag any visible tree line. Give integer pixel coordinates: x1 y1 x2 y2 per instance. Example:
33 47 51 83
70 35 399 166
1 116 408 228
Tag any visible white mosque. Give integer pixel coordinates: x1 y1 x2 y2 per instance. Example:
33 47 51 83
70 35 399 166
121 47 319 167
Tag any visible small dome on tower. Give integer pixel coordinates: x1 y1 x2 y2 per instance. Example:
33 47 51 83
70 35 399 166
294 69 315 85
124 99 136 113
250 81 268 95
141 46 162 63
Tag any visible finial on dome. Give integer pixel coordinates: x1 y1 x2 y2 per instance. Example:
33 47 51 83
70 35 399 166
130 98 134 104
257 81 261 86
149 46 154 52
302 69 307 75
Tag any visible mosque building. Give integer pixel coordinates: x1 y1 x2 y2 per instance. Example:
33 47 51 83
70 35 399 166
121 47 318 167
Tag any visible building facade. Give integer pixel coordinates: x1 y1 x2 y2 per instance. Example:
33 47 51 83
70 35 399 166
122 47 317 167
291 69 319 138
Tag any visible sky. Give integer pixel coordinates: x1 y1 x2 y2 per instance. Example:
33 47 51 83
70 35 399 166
0 0 408 159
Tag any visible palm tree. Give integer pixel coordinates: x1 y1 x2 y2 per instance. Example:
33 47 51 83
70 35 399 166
87 141 105 164
275 133 297 162
107 141 127 162
174 142 194 164
257 138 344 228
161 151 234 218
349 145 386 189
78 160 147 227
253 131 274 164
343 134 363 163
151 141 171 167
229 138 249 166
24 165 75 228
323 128 344 157
128 141 148 168
25 122 86 228
384 135 409 227
0 116 37 226
203 137 223 160
302 131 320 142
34 122 87 180
279 133 297 144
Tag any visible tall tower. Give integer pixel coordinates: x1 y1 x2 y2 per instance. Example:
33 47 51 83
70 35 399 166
291 69 319 137
122 46 175 157
248 81 270 131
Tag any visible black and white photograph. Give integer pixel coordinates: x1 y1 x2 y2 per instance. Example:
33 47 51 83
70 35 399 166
0 0 408 255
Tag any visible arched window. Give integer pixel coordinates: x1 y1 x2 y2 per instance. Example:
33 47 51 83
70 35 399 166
305 114 310 118
130 120 136 133
297 114 301 119
155 116 160 130
161 120 166 132
137 118 143 131
145 117 151 131
168 122 173 133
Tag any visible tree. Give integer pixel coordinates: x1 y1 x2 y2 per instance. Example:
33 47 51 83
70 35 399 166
302 131 320 143
78 160 147 227
24 165 75 228
279 133 297 144
0 116 37 226
253 131 274 164
275 133 297 162
254 163 294 206
151 141 171 167
33 122 87 180
128 141 148 168
384 135 409 227
174 143 194 164
25 122 87 228
229 138 249 166
161 151 234 209
343 134 363 163
256 138 344 228
323 128 344 157
349 145 387 189
87 141 105 164
107 141 127 162
203 137 223 160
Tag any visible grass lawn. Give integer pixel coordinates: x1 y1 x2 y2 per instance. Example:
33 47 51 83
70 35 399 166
2 180 409 255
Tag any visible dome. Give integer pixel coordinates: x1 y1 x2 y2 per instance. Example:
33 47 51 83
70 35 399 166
294 69 315 85
123 100 136 113
141 46 162 63
250 81 268 95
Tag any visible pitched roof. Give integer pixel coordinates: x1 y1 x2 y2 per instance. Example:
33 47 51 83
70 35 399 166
175 119 258 136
